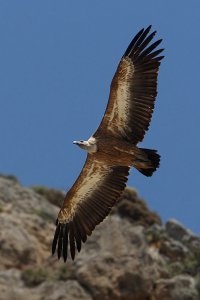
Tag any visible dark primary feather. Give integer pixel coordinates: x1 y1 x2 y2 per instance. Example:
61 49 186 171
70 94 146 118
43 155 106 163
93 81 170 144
52 223 60 255
69 223 75 260
63 224 69 262
124 25 152 57
134 31 157 56
124 27 145 57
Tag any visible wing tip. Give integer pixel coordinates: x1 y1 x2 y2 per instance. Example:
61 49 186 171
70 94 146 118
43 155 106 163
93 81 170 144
123 25 164 61
52 219 84 262
146 24 152 29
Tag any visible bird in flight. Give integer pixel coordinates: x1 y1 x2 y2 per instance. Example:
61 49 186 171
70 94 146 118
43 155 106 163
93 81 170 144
52 25 164 262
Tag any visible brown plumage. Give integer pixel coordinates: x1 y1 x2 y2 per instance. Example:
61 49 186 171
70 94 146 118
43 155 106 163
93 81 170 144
52 25 164 261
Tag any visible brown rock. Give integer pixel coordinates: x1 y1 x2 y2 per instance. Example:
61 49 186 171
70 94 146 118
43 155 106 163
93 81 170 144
113 187 162 227
153 275 198 300
0 176 199 300
35 281 92 300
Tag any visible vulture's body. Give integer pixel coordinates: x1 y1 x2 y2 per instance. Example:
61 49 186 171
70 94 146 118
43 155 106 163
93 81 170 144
52 26 164 261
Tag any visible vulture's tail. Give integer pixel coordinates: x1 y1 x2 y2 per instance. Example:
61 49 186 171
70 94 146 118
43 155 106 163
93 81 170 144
133 148 160 177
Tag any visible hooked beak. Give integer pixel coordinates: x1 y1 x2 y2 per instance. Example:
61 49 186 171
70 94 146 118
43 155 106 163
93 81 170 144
73 141 78 145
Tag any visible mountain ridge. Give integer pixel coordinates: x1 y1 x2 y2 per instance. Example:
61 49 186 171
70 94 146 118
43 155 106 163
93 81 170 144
0 174 199 300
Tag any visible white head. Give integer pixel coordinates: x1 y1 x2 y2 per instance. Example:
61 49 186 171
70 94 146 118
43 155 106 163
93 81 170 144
73 140 88 150
73 137 97 153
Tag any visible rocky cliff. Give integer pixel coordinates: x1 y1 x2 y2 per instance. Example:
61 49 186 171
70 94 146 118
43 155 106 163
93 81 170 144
0 175 199 300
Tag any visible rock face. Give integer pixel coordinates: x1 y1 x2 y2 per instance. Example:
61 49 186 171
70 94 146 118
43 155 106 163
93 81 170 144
0 175 199 300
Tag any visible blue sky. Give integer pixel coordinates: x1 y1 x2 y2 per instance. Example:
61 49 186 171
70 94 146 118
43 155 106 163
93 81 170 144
0 1 200 234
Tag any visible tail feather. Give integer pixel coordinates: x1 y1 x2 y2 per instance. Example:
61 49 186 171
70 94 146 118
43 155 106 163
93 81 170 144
133 148 160 177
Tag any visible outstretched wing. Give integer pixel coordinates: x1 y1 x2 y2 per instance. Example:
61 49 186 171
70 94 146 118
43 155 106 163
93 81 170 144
52 155 129 261
93 25 164 144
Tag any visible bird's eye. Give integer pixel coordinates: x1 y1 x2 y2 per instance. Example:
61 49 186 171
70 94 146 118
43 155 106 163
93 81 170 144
80 140 84 143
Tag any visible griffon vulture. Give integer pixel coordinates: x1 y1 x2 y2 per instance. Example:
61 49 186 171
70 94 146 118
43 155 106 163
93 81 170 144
52 26 164 261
